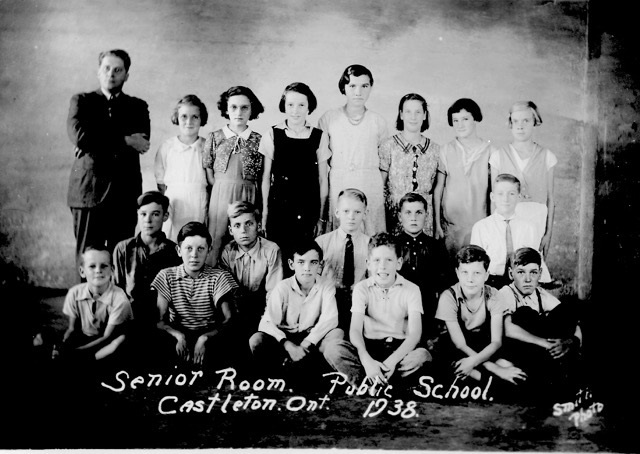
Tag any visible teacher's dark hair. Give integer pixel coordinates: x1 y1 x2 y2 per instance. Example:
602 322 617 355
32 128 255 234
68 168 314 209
98 49 131 72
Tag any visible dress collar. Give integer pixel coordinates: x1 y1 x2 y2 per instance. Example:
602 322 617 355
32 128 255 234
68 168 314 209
223 124 253 140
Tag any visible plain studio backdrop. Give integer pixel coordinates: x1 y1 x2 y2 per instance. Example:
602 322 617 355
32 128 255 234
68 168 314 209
1 0 639 450
2 0 619 292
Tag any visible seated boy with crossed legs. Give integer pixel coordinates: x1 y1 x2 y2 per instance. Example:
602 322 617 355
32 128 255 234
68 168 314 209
501 247 582 393
57 245 133 363
435 245 526 386
249 240 360 387
349 233 430 390
152 222 239 369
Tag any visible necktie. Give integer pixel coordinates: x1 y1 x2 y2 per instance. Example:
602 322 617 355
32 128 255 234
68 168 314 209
343 234 354 288
92 299 98 325
240 252 251 287
505 219 514 274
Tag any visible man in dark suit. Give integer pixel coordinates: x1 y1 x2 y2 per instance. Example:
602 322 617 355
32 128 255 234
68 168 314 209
67 49 150 276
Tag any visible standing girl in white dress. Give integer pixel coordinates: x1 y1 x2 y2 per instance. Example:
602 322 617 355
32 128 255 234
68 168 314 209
318 64 388 235
154 94 209 242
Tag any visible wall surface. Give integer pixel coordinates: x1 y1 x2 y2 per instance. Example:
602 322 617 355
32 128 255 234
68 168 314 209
0 0 598 290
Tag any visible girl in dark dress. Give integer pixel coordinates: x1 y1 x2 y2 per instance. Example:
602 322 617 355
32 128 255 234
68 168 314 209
259 82 331 262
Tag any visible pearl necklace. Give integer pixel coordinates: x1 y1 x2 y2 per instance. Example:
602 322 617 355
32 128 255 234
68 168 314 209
344 106 367 126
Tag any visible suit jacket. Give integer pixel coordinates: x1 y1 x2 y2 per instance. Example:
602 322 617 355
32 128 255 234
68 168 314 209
67 89 150 208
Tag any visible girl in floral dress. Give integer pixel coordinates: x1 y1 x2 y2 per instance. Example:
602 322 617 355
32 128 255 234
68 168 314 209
379 93 440 235
203 86 264 265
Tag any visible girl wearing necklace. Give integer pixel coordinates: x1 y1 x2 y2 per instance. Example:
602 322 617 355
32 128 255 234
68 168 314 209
318 64 388 235
259 82 331 263
433 98 493 262
489 101 556 258
379 93 440 235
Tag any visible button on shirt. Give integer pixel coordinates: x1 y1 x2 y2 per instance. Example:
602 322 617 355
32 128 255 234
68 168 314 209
315 228 370 289
397 231 447 291
351 275 423 340
63 281 133 337
220 237 283 300
258 276 339 346
470 212 538 275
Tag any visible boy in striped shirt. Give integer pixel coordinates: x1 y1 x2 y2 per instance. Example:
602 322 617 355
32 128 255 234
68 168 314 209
152 221 239 368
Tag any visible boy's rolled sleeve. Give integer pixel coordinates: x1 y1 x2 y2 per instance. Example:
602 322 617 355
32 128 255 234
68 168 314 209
151 270 172 304
406 285 424 315
304 284 339 346
497 287 517 315
434 289 458 322
62 289 80 319
488 291 508 316
350 281 368 315
107 293 134 326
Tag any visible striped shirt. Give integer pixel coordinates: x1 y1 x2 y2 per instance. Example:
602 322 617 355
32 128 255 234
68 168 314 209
151 264 238 331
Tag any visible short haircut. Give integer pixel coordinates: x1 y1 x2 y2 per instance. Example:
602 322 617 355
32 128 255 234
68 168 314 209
98 49 131 72
398 192 428 212
447 98 483 127
227 200 260 222
279 82 318 114
290 239 323 262
171 94 208 126
338 64 374 95
508 100 543 127
177 221 212 246
217 86 264 120
493 173 521 192
456 245 490 271
511 247 542 269
396 93 430 132
368 232 400 257
137 190 170 212
337 188 368 207
81 244 112 266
